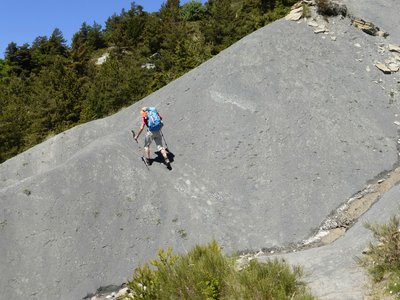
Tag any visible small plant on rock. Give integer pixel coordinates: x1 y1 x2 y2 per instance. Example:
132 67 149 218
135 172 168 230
301 3 311 18
359 215 400 299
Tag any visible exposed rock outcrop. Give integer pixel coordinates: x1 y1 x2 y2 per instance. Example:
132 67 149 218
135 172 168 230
1 0 400 299
352 17 389 37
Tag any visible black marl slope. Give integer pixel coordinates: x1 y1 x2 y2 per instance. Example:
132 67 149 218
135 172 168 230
1 1 400 298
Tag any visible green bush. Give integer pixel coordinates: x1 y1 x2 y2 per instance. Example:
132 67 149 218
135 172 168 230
125 241 314 300
359 216 400 298
226 259 313 299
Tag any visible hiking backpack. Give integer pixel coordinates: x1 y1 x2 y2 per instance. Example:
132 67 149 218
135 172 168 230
145 107 162 131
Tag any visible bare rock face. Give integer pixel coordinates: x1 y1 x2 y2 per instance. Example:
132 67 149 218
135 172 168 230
389 44 400 53
352 17 388 37
1 0 400 299
285 6 304 21
375 62 393 74
342 0 400 41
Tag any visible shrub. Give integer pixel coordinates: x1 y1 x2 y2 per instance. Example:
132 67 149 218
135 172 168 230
225 259 314 300
125 241 315 299
359 215 400 298
315 0 347 17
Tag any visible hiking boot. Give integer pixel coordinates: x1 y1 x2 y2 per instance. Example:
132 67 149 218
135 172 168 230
145 157 152 165
164 158 172 170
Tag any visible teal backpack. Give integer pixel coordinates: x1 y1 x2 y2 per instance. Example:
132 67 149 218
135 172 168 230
146 107 162 131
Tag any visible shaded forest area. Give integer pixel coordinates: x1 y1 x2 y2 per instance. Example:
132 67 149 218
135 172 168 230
0 0 296 163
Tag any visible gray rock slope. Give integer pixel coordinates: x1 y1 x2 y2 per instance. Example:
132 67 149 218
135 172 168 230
263 181 400 300
1 1 400 299
344 0 400 41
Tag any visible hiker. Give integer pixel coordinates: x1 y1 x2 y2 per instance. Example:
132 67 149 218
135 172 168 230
134 107 170 166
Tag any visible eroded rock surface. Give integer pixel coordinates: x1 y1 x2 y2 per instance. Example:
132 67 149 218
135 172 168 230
1 0 400 299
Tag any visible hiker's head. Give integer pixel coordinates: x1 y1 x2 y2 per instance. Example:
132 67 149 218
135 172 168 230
141 107 148 117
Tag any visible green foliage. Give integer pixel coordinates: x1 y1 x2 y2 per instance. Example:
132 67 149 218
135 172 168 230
0 76 30 162
359 215 400 298
48 28 68 57
104 3 148 49
72 22 106 56
0 59 11 82
202 0 237 54
81 51 153 121
181 0 206 21
5 42 33 76
0 56 84 162
387 274 400 298
235 0 266 39
263 1 294 24
226 259 313 299
160 0 181 23
27 58 83 135
126 241 314 300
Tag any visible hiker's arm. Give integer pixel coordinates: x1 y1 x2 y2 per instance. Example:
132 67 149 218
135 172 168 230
134 123 145 141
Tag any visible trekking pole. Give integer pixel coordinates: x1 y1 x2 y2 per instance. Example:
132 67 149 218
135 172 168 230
131 130 149 170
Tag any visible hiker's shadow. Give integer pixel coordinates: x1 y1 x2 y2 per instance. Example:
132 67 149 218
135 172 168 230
152 149 175 170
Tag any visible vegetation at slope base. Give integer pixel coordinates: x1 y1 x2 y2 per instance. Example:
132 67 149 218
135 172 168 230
123 240 315 299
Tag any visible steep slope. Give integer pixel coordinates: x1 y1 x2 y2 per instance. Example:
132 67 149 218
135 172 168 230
1 2 400 299
262 182 400 299
344 0 400 41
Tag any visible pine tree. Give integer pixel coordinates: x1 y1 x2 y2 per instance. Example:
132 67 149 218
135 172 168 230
202 0 237 54
48 28 68 57
180 0 206 21
0 76 29 162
